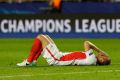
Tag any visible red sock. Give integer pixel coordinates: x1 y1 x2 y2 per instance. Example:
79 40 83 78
33 47 43 61
27 38 42 63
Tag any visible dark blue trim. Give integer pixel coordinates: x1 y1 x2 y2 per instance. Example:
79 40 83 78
1 3 120 14
0 33 120 38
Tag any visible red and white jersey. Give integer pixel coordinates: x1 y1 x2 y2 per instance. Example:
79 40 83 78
42 43 97 66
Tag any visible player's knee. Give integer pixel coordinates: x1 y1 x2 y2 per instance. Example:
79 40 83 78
44 35 48 37
36 34 44 40
84 41 90 45
37 34 49 42
45 35 50 38
37 34 44 38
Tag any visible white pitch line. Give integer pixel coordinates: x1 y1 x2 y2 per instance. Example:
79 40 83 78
0 69 120 79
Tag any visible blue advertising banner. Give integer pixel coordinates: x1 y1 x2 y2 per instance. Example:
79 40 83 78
0 14 120 38
1 3 120 14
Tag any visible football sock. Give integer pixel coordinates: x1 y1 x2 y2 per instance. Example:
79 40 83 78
27 38 42 63
33 46 43 61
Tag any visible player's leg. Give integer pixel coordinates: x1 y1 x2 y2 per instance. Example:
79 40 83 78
33 34 57 61
17 34 50 67
45 35 55 44
29 34 54 63
27 36 43 63
17 34 43 66
32 35 51 61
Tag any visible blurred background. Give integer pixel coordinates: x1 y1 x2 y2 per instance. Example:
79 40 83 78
0 1 120 80
0 0 120 38
0 0 120 14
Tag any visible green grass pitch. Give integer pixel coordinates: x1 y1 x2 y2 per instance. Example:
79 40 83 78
0 38 120 80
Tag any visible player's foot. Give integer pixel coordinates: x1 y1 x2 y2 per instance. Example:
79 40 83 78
16 59 30 67
17 60 37 67
28 60 37 66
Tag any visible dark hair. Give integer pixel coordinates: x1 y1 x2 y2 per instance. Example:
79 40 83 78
97 58 111 65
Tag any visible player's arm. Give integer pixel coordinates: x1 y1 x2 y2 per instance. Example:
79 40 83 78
84 41 109 57
84 41 111 65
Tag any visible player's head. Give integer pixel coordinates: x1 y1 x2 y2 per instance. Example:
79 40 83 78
96 53 111 65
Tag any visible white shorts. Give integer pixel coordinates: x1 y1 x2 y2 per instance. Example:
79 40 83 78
42 43 63 65
42 43 97 66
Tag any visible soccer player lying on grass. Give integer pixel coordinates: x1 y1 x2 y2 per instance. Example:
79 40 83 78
17 34 111 67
